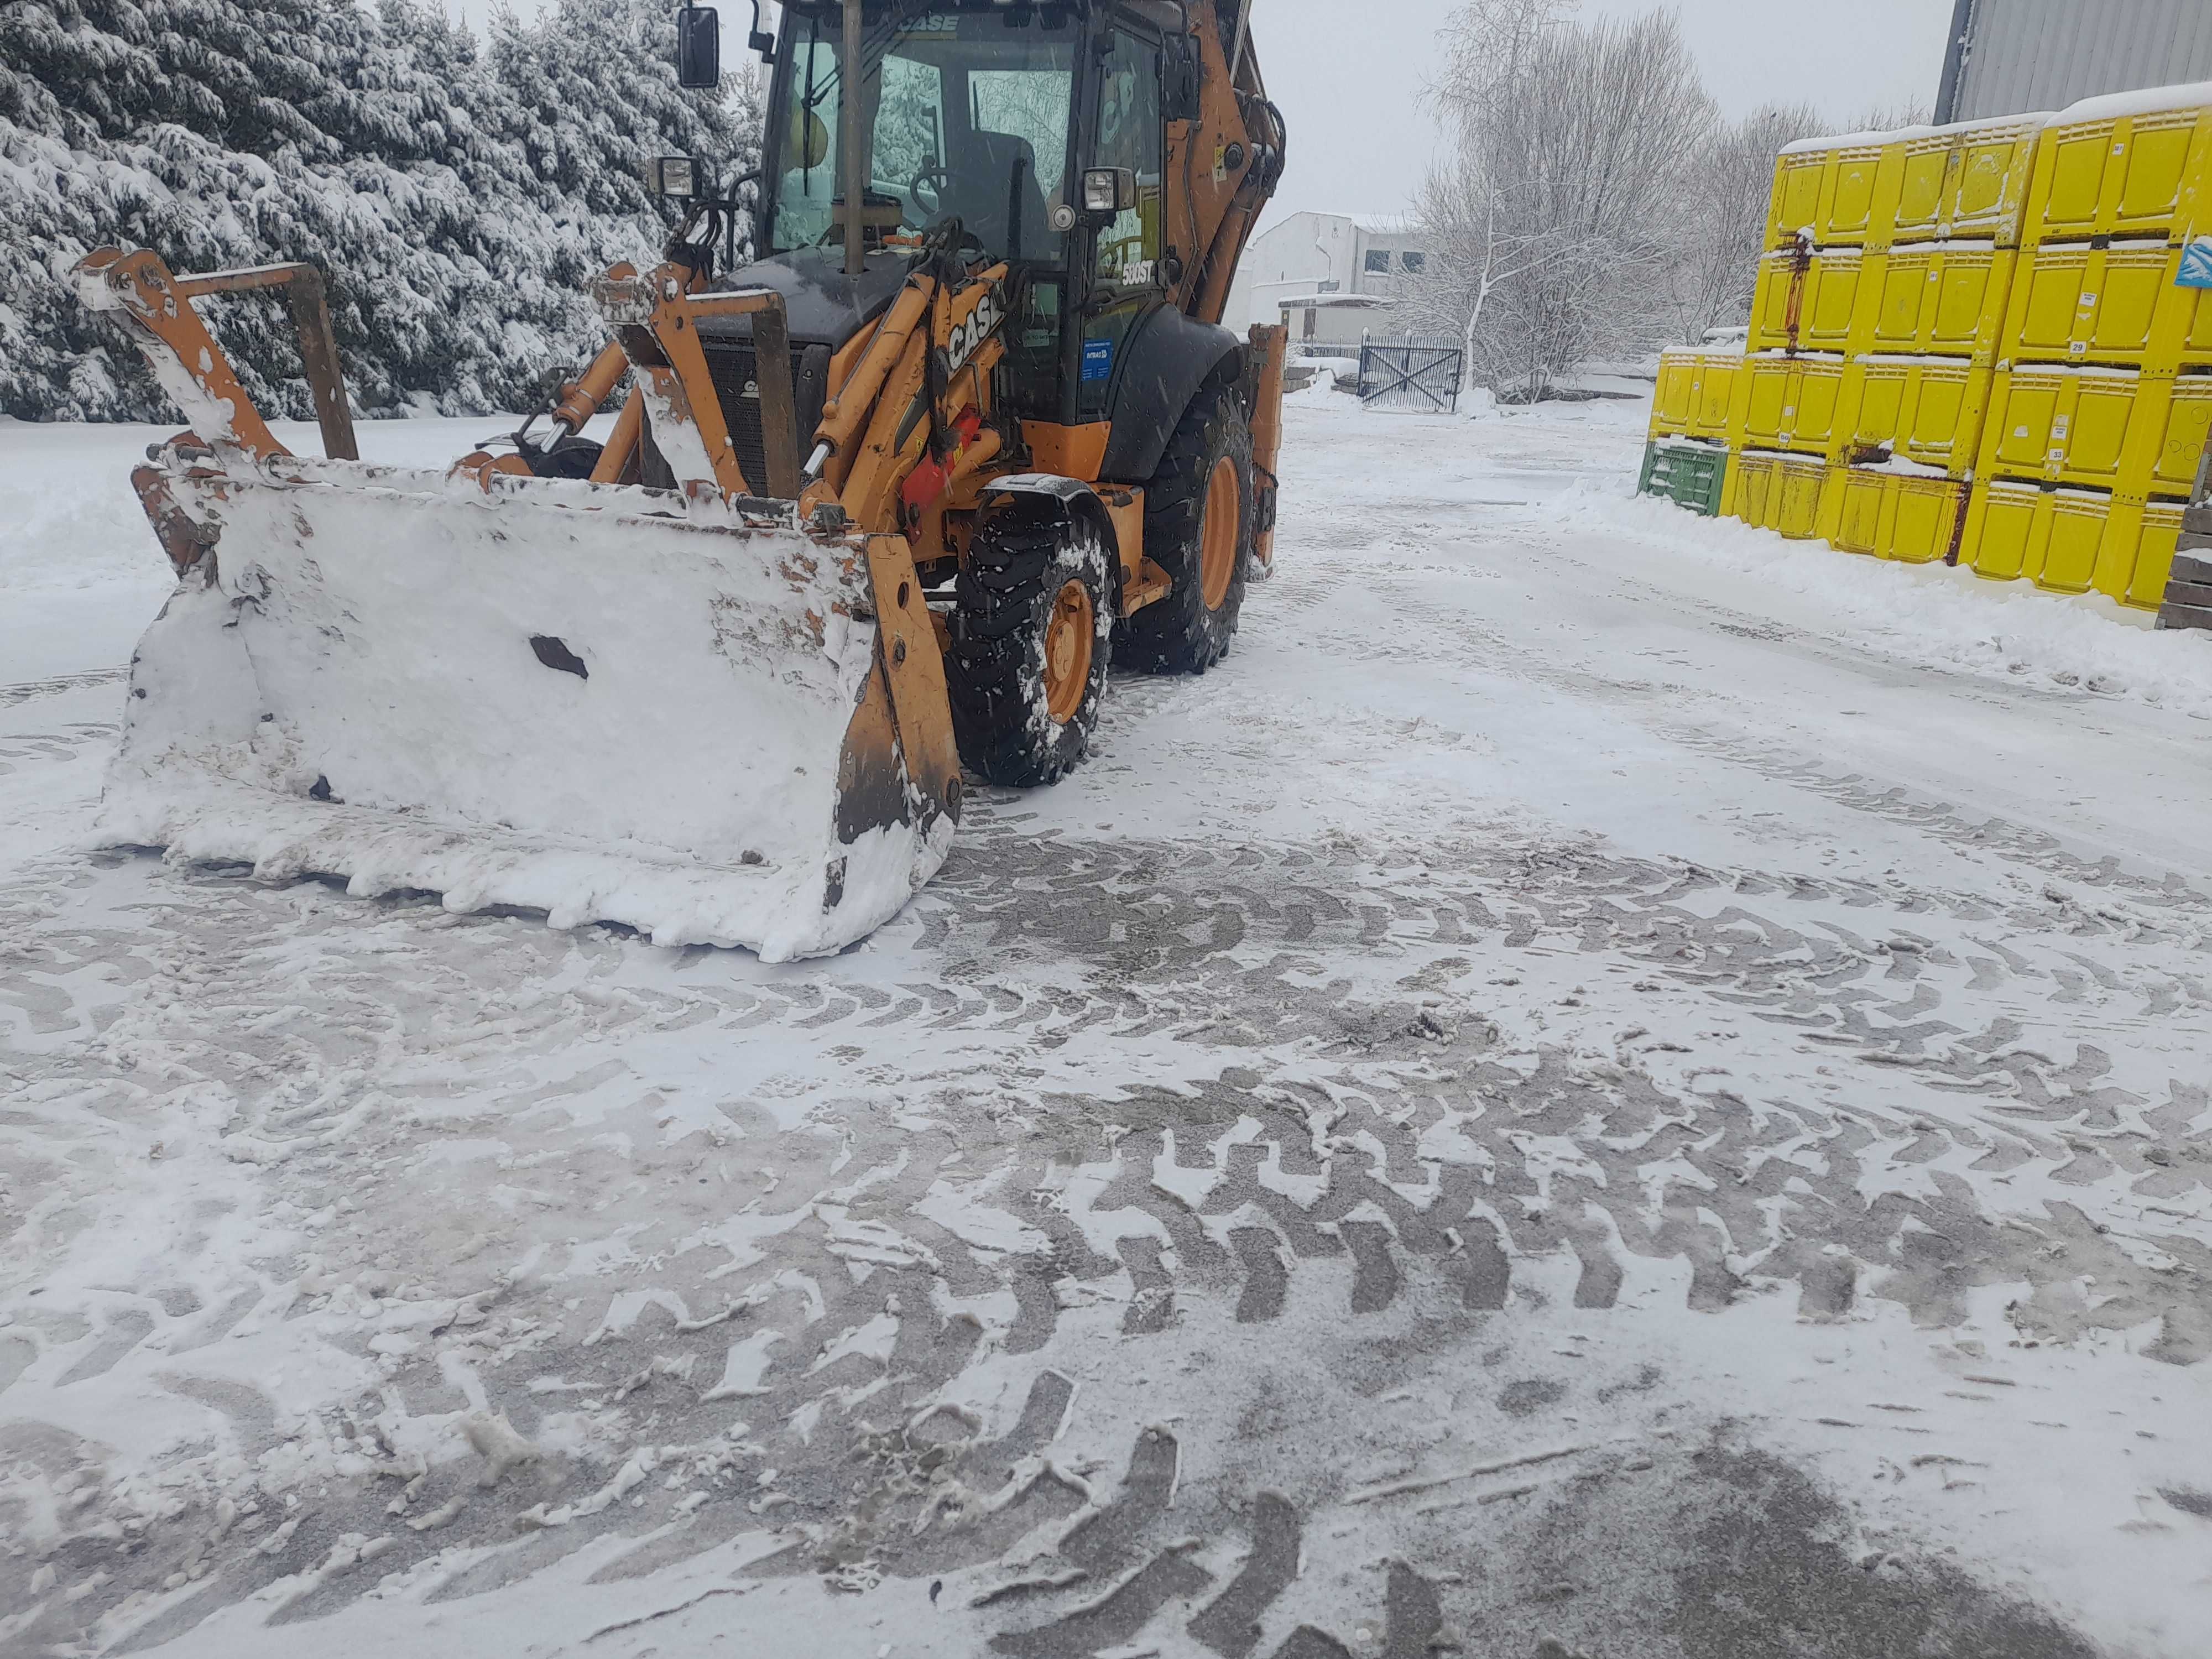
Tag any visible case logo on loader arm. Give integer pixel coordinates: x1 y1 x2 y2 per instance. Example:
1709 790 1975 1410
943 281 1009 376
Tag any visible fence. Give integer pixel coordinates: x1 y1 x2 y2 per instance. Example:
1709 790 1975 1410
1357 338 1464 414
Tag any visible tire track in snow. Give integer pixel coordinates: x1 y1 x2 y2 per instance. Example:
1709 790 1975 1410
2 807 2205 1648
0 669 127 708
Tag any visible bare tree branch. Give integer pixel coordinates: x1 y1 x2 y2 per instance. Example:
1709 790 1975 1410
1408 3 1718 397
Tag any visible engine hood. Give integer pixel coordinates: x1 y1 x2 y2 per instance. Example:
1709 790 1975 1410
696 246 916 350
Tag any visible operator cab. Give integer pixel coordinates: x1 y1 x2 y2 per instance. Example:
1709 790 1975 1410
771 6 1074 268
669 0 1188 437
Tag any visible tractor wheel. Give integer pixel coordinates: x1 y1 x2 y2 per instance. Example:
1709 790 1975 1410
946 501 1115 787
1116 380 1254 674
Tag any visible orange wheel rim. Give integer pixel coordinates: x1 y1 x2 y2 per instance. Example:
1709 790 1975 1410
1200 456 1241 611
1044 578 1094 723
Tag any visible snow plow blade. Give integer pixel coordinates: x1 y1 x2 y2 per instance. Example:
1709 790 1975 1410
103 450 961 962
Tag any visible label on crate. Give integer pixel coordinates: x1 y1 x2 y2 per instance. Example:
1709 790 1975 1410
2178 237 2212 289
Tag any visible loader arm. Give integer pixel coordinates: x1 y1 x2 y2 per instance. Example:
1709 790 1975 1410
584 246 1014 844
75 247 357 463
591 269 803 500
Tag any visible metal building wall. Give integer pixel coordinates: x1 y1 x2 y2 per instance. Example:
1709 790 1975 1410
1939 0 2212 123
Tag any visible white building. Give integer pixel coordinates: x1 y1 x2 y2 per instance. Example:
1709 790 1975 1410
1225 211 1431 337
1274 293 1399 353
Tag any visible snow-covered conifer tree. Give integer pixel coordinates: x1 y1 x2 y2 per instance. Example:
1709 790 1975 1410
0 0 761 422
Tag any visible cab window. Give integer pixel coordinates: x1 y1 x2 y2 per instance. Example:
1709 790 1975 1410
1091 33 1163 286
770 9 1074 267
1079 28 1164 421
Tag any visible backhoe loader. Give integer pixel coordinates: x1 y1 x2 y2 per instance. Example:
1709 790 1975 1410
75 0 1288 961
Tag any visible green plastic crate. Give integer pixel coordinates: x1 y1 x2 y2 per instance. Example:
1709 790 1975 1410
1639 439 1728 517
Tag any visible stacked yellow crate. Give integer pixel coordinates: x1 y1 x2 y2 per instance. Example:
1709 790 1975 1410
1962 87 2212 607
1729 114 2045 561
1726 134 1882 539
1641 347 1740 514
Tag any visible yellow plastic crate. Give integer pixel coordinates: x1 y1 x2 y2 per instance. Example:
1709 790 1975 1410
2129 498 2185 607
1980 367 2212 496
2001 239 2212 368
1832 467 1969 563
1747 248 1866 354
1863 243 2016 358
1963 481 2182 606
2132 504 2185 615
1730 450 1834 539
1892 114 2047 246
1734 354 1851 456
1801 254 1867 354
1843 357 1992 473
1688 353 1740 440
1978 364 2148 488
1965 480 2115 590
2142 373 2212 491
1651 351 1699 437
1649 349 1743 442
1768 136 1897 250
2027 93 2212 246
1747 251 1794 350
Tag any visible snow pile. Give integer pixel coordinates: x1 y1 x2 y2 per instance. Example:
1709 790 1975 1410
1585 486 2212 721
1284 368 1344 406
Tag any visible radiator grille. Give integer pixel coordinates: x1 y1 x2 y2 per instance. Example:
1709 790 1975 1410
699 342 828 498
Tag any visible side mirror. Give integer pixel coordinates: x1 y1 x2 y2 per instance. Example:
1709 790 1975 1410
745 0 775 56
676 4 720 89
1162 35 1202 122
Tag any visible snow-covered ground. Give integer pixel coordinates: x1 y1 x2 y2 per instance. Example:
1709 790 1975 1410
4 397 2210 1658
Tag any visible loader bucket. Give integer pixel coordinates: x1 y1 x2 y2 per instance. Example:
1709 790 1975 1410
102 449 959 962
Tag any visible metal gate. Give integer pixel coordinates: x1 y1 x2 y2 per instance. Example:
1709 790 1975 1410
1357 338 1464 413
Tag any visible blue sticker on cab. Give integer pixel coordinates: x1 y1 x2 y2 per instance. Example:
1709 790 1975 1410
1082 338 1115 382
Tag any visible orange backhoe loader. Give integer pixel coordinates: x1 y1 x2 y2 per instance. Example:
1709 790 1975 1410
75 0 1288 960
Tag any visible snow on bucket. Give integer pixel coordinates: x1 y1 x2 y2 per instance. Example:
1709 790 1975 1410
101 449 956 961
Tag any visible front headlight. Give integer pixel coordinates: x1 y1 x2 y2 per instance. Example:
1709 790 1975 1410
1082 168 1128 215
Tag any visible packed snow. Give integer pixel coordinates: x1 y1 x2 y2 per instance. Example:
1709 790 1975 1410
4 394 2211 1658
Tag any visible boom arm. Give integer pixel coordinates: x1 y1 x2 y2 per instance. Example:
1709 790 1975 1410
1169 1 1286 325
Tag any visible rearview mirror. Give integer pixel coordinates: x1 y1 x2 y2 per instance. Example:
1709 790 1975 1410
744 0 775 56
676 3 719 89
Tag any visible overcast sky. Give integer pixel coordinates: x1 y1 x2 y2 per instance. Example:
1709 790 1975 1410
448 0 1958 229
1253 0 1955 227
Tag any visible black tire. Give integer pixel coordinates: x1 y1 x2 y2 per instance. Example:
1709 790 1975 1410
1117 379 1255 674
946 502 1115 787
